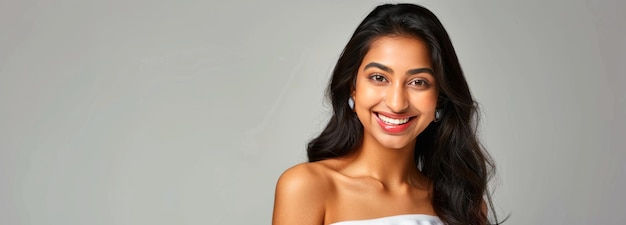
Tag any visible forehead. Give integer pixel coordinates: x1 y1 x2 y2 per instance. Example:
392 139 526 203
361 36 432 68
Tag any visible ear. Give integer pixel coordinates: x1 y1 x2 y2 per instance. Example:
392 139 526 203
350 88 356 101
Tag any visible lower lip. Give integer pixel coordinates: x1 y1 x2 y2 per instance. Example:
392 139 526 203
375 113 413 134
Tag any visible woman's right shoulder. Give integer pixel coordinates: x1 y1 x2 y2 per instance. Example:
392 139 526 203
276 161 338 192
273 161 341 224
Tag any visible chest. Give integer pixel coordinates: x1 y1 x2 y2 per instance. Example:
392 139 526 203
325 181 436 223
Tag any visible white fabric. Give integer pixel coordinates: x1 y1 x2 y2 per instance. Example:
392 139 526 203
329 214 444 225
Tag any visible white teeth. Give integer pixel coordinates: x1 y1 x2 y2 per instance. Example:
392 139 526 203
378 114 410 125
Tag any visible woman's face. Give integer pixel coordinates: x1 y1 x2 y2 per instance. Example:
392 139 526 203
352 36 438 150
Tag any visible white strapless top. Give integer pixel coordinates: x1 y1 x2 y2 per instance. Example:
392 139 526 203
329 214 444 225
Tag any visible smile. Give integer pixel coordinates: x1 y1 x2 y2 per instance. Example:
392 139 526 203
374 113 415 133
377 113 411 125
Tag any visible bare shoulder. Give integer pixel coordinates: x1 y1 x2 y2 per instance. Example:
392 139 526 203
272 161 341 225
275 161 337 197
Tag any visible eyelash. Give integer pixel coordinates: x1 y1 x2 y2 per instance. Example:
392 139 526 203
368 74 430 88
409 79 429 87
369 74 387 82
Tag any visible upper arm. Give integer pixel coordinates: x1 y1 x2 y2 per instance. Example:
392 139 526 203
272 164 328 225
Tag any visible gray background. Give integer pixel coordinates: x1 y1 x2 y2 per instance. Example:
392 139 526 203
1 0 624 224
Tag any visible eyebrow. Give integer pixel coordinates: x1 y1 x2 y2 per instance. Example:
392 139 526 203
363 62 434 76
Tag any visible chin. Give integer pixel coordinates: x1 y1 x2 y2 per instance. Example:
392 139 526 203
375 136 415 150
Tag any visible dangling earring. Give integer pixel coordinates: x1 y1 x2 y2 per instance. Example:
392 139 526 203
348 97 355 110
434 109 441 122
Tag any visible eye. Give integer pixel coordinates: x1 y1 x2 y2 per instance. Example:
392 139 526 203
369 74 388 83
408 79 429 88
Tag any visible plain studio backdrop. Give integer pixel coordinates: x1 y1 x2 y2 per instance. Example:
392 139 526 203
1 0 624 224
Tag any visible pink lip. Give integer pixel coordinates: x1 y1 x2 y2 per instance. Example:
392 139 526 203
374 112 414 134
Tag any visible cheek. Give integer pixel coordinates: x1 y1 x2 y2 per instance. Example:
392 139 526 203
353 83 383 106
409 91 438 110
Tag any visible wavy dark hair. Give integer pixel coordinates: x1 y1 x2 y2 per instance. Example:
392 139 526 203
307 3 502 225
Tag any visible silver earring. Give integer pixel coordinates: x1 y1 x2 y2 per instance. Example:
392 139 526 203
348 97 354 110
434 109 441 122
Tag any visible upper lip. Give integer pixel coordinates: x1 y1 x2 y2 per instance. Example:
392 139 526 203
375 111 416 119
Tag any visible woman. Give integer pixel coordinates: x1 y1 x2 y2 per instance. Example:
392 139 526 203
273 3 500 225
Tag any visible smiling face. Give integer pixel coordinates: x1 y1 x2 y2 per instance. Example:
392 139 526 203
352 36 438 150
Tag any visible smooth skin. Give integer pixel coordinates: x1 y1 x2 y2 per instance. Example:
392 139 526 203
272 36 439 225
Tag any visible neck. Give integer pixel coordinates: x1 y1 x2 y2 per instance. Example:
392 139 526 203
345 136 421 188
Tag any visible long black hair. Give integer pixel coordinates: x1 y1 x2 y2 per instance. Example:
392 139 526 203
307 3 501 225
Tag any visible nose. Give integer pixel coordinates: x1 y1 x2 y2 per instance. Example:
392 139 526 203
384 83 409 113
